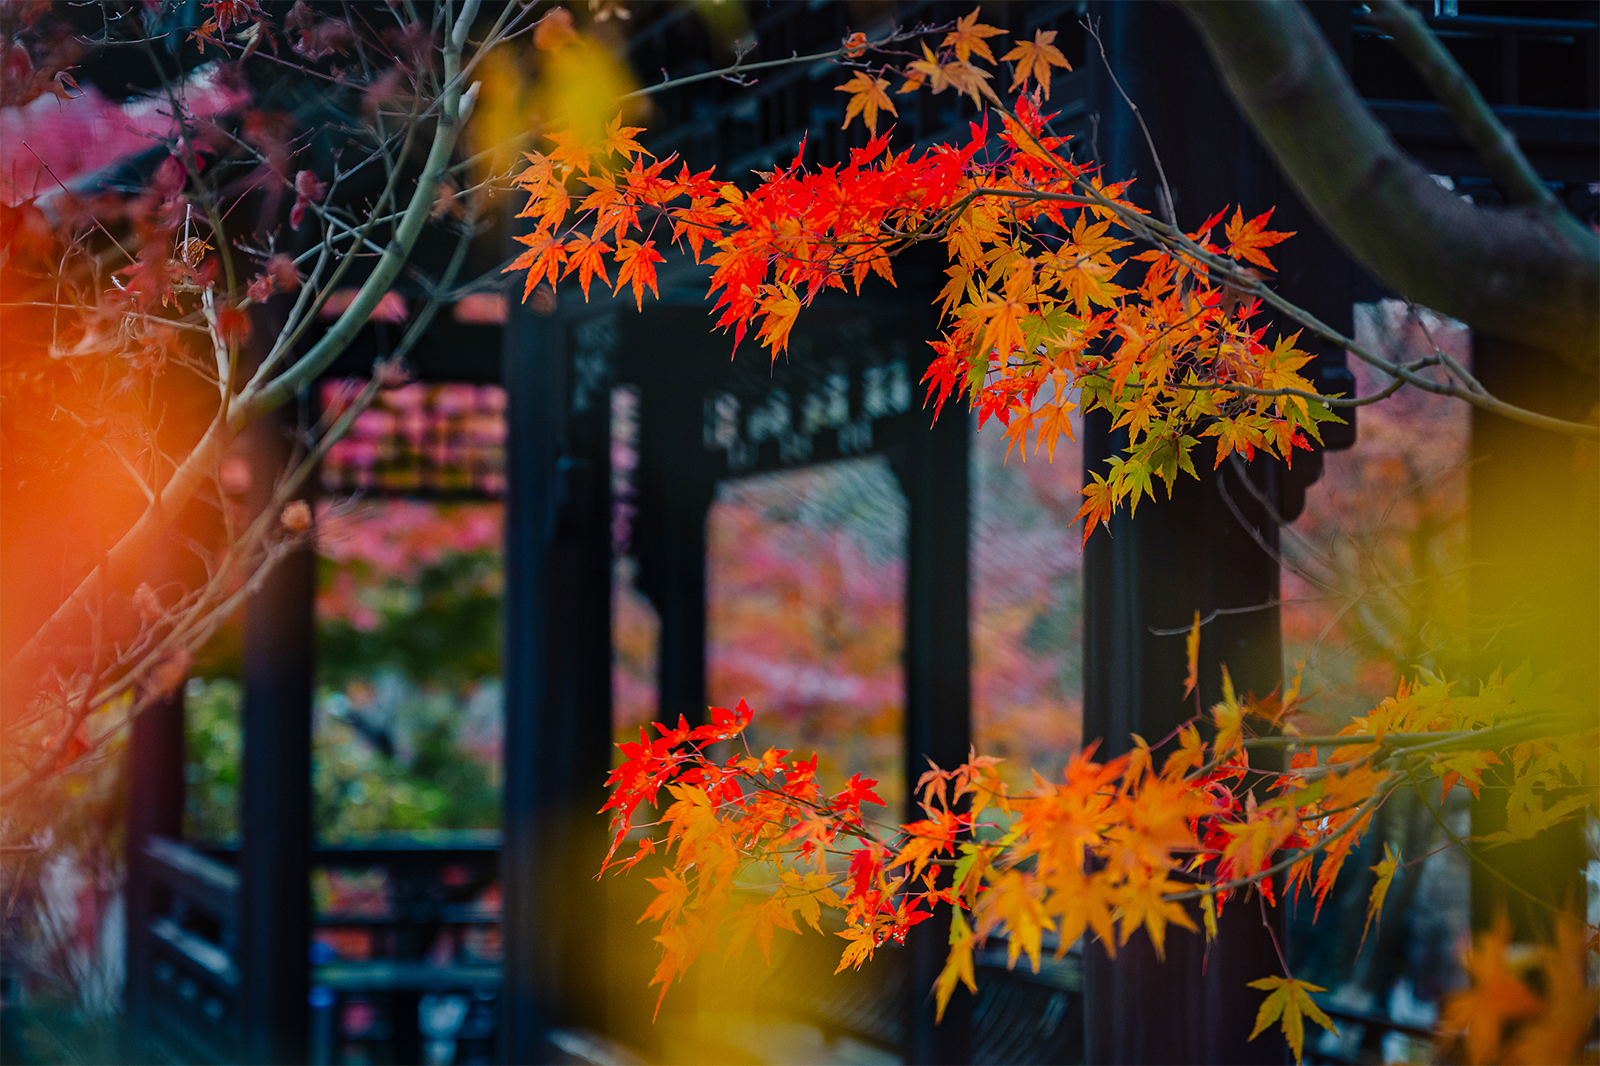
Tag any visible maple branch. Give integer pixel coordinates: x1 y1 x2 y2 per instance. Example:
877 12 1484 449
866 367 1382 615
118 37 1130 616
618 24 935 102
1162 770 1402 903
1175 0 1599 378
981 102 1595 437
1082 16 1175 227
1095 197 1598 438
1239 712 1584 753
238 80 477 418
1404 766 1600 932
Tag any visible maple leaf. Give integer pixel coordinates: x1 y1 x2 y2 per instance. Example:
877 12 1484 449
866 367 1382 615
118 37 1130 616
902 42 951 95
546 128 595 176
1440 914 1547 1065
613 239 664 310
602 113 651 160
987 870 1052 972
1075 469 1116 547
934 909 978 1022
943 7 1007 64
1248 976 1338 1066
504 231 568 299
1115 869 1197 958
1224 207 1294 271
755 284 803 356
836 72 898 135
562 234 612 299
944 58 998 106
1183 610 1201 699
1002 29 1072 98
1163 724 1206 779
834 924 879 973
1211 665 1245 758
1035 397 1077 463
1360 842 1399 952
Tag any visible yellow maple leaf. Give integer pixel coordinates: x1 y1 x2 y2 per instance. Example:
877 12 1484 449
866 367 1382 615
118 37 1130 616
1360 842 1399 952
834 924 879 973
1248 976 1338 1065
1115 869 1196 958
1211 664 1245 759
835 71 898 135
934 909 978 1022
1001 28 1071 98
988 869 1052 972
1183 610 1201 699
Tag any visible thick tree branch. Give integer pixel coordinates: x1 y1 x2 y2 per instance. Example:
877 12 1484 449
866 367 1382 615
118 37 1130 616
1175 0 1599 379
1367 0 1571 223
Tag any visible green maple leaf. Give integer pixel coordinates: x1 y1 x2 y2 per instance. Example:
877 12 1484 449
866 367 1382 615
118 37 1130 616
1248 975 1338 1065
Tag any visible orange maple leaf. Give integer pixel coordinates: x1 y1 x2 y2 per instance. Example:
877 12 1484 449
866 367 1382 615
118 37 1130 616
603 113 652 160
1001 29 1072 98
613 238 665 310
835 71 898 135
504 231 568 299
546 128 595 176
942 6 1007 64
1224 207 1294 271
755 284 803 356
562 234 612 299
1075 469 1116 547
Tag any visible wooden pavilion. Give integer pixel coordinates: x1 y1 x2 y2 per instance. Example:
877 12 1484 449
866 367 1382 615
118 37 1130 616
113 3 1597 1064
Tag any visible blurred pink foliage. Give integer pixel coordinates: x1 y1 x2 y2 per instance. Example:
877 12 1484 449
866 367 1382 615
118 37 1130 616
317 500 502 631
707 459 908 810
1282 301 1471 728
971 418 1084 788
0 70 247 204
321 381 508 496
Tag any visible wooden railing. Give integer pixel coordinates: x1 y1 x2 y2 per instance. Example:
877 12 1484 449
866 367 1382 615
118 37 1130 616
134 835 241 1064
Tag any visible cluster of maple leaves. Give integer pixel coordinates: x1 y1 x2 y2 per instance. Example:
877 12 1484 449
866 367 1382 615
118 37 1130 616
600 656 1595 1063
506 10 1598 1061
507 9 1339 547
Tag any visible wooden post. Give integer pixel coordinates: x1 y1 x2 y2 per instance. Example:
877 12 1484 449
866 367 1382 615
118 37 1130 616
500 283 563 1063
237 403 315 1066
123 687 186 1023
889 349 973 1066
1078 3 1321 1060
500 293 618 1060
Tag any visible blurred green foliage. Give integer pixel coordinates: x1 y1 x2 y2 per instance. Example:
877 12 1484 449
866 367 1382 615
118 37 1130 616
184 519 504 844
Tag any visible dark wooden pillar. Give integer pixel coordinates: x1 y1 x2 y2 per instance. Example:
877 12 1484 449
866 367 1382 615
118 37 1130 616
237 403 315 1066
1080 4 1302 1062
890 380 973 1066
1081 431 1287 1066
634 366 714 734
124 687 186 1019
1468 337 1596 936
501 288 564 1064
501 296 616 1061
